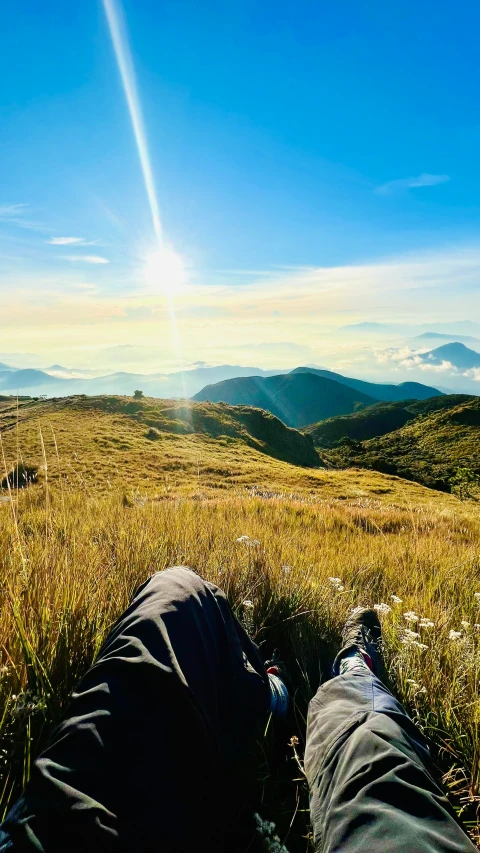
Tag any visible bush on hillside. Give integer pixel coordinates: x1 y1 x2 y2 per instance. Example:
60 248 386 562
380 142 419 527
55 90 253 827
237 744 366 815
145 427 161 441
1 463 38 490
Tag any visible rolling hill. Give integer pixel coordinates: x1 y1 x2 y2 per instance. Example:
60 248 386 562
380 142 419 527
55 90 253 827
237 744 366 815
289 366 442 401
0 394 321 477
193 372 377 427
306 395 473 448
0 393 461 506
319 395 480 491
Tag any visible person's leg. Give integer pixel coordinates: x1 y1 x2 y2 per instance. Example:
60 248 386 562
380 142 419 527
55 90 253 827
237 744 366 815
0 567 270 852
305 610 477 853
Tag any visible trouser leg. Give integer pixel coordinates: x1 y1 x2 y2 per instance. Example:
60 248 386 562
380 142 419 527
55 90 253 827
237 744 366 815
305 669 476 853
0 567 270 852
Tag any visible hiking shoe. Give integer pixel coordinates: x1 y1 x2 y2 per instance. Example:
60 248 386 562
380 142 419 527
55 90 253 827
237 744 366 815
333 607 382 676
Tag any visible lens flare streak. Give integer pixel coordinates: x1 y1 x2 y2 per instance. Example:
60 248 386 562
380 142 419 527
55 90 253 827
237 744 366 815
103 0 188 398
102 0 162 245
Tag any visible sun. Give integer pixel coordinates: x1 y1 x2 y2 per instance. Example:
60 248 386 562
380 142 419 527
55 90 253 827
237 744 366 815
145 246 186 296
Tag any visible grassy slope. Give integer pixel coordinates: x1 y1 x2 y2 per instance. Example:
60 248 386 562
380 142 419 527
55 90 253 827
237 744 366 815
1 396 480 845
193 372 376 427
306 394 473 447
0 394 441 503
0 394 321 480
322 396 480 491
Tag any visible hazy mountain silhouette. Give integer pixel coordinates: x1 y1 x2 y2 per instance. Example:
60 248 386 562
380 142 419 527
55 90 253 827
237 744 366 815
0 363 285 397
413 342 480 370
289 366 441 401
193 372 377 427
413 333 480 347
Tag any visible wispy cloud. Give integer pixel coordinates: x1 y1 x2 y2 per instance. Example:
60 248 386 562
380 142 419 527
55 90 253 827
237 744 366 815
66 255 109 264
375 173 450 195
0 203 29 217
0 202 52 233
48 236 97 246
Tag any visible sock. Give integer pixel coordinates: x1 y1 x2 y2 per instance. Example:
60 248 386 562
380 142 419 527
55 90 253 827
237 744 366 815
267 672 289 718
338 649 372 675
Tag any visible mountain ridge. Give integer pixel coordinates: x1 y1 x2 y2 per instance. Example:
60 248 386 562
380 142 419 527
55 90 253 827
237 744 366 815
290 366 442 401
193 372 379 427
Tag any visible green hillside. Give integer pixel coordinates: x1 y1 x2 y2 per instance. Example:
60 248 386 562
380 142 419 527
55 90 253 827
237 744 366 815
320 395 480 491
0 394 321 476
306 395 473 447
193 372 376 427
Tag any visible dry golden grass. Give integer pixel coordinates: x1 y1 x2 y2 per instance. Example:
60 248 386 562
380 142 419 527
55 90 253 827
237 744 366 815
1 397 480 846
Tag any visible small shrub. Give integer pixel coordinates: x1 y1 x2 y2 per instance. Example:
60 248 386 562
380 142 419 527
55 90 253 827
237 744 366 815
450 467 480 500
145 427 161 441
1 464 38 490
134 390 144 399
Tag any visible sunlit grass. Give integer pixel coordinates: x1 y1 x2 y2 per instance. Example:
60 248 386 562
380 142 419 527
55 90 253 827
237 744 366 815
1 397 480 846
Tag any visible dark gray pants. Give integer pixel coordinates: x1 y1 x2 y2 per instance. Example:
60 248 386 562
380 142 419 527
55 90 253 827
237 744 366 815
0 568 476 852
305 669 476 852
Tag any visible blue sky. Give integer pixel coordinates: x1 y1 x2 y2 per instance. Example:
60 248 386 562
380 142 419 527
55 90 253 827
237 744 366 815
1 0 480 371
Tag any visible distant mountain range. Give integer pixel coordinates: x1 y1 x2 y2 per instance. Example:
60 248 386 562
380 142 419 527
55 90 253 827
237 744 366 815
289 367 440 402
409 342 480 370
4 342 480 408
413 333 480 347
194 373 380 428
193 370 442 428
0 363 286 398
341 321 480 337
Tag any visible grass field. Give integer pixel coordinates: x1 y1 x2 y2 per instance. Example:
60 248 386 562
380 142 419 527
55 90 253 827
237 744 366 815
1 396 480 848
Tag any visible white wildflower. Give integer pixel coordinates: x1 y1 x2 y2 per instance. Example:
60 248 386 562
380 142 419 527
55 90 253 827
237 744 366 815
461 620 470 629
404 629 420 639
374 603 392 615
474 592 480 600
391 595 403 605
407 680 427 693
419 618 435 629
413 641 429 650
449 630 462 641
404 610 419 624
236 535 260 547
282 565 292 575
475 624 480 631
242 600 254 609
328 577 344 590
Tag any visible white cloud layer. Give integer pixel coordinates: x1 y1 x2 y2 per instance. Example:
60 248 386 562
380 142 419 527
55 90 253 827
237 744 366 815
1 240 480 374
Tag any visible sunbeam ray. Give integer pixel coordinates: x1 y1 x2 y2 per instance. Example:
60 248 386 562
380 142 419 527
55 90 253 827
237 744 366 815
102 0 162 245
102 0 188 399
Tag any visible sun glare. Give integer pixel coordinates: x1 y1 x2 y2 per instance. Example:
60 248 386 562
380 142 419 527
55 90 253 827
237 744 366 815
145 246 186 295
